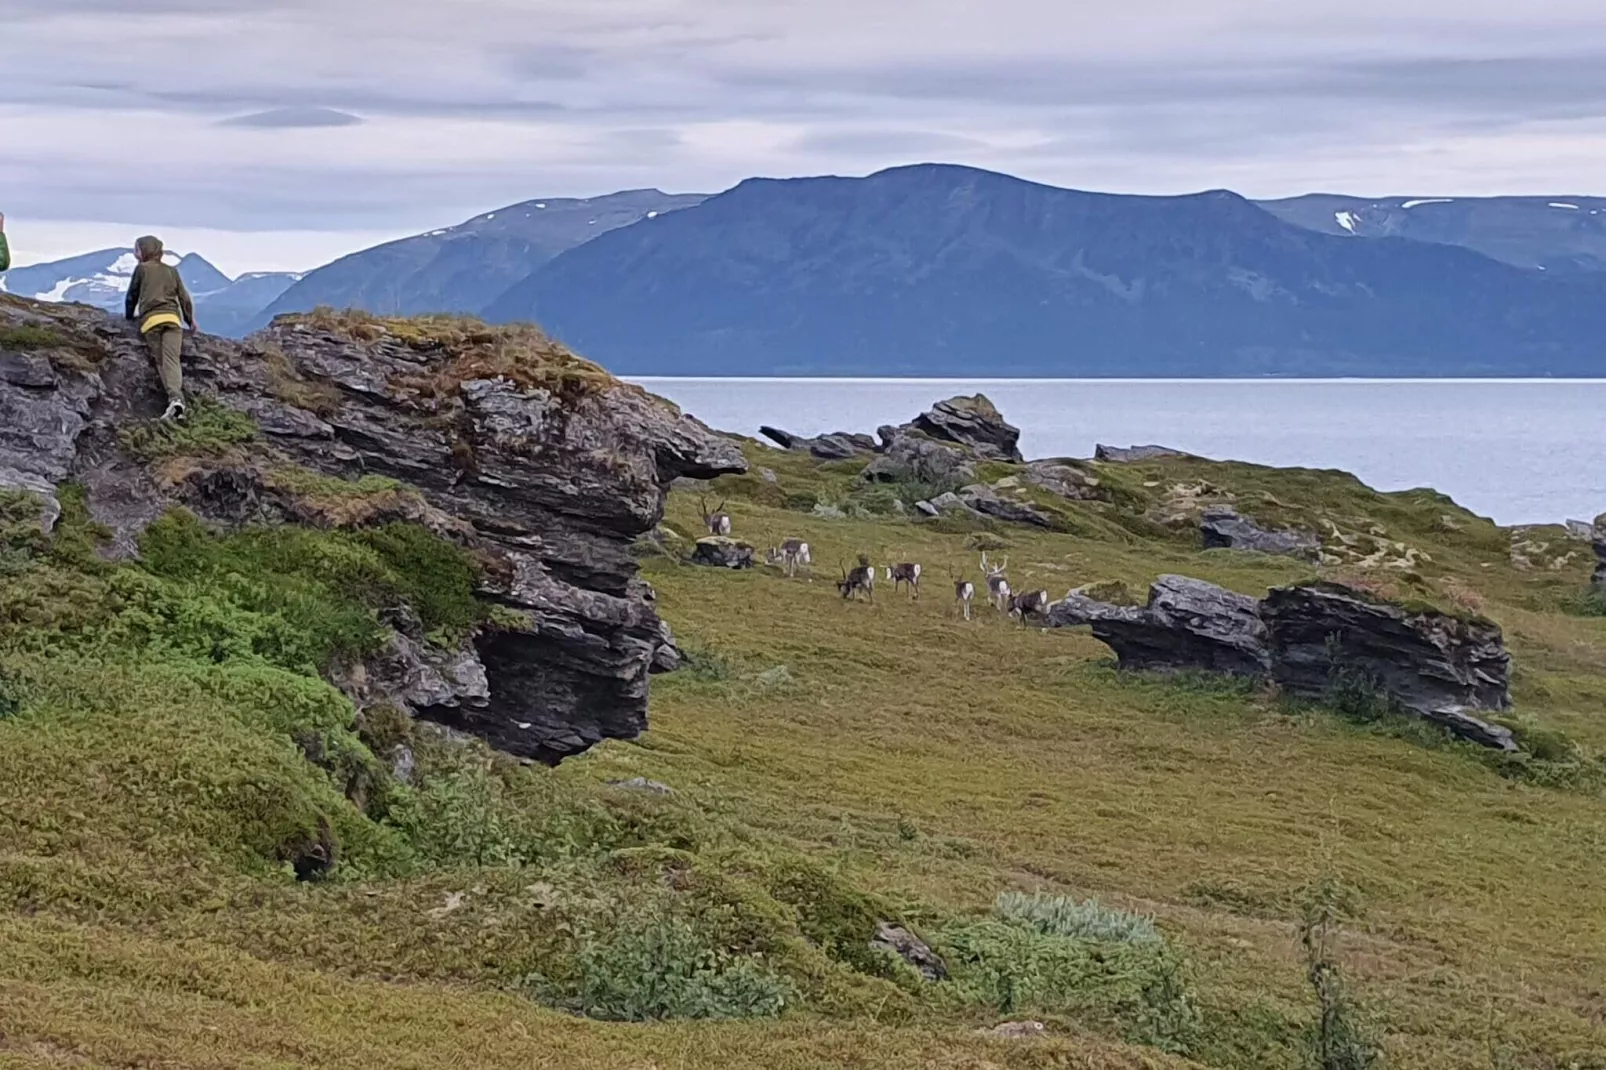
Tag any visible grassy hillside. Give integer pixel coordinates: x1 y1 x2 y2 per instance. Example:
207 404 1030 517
2 431 1603 1068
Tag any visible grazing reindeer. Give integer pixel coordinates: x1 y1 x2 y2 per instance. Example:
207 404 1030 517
837 554 875 602
981 551 1012 612
954 577 976 621
884 561 922 598
1008 588 1050 622
700 496 732 537
765 538 812 579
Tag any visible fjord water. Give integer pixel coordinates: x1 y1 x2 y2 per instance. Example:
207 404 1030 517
631 378 1606 527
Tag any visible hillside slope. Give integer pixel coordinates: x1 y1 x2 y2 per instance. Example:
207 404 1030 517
2 300 1603 1069
253 189 707 329
486 164 1606 377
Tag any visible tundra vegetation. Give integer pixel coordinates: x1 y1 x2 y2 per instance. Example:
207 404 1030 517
2 327 1605 1070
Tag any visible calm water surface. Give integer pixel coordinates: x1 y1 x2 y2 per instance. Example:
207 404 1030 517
628 378 1606 527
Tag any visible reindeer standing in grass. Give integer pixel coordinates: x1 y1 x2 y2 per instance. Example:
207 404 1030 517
1008 588 1050 623
953 575 976 620
838 554 875 602
766 538 812 579
981 552 1012 613
700 496 732 537
884 561 922 598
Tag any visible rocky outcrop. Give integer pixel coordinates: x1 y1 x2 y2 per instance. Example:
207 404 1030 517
909 394 1022 462
1047 574 1517 750
871 921 948 982
1094 444 1189 463
759 425 877 460
863 426 976 487
0 297 745 763
1201 506 1320 560
691 536 755 569
1050 575 1272 677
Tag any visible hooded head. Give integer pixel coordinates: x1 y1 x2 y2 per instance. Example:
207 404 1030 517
134 235 164 262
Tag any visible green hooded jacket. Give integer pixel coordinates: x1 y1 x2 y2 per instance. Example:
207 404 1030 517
0 232 9 273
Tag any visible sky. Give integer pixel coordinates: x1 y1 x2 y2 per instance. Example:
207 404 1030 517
5 0 1606 275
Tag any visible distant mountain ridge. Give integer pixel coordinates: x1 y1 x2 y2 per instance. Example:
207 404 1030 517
248 189 707 331
1256 194 1606 274
484 164 1606 377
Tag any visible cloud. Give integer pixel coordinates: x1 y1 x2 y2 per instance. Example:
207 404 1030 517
5 0 1606 271
219 106 364 128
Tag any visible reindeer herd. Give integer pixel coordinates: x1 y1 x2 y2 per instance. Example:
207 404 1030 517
699 496 1049 621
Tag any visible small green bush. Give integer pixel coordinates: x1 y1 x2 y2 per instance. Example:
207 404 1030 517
525 890 794 1022
993 890 1162 945
0 324 68 349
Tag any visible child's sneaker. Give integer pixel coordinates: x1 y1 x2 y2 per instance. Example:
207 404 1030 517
162 398 187 423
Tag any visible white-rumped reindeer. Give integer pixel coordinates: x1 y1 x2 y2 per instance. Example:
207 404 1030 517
1008 588 1050 623
765 538 812 579
700 496 732 537
980 551 1012 613
883 561 922 598
953 575 976 620
837 554 875 602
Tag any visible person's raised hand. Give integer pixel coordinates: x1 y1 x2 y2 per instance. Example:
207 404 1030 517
0 212 7 232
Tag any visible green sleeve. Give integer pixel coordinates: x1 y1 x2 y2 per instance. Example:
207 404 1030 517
0 232 10 273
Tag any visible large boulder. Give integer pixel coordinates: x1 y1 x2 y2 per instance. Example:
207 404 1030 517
1201 506 1320 560
1049 575 1272 677
910 394 1022 462
1261 582 1514 748
0 298 746 764
1021 460 1102 501
958 483 1057 528
691 536 755 569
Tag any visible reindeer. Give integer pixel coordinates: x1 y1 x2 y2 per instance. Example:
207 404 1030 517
1008 588 1050 622
765 538 812 579
954 577 976 620
837 554 875 602
981 551 1012 612
700 496 732 537
883 561 922 598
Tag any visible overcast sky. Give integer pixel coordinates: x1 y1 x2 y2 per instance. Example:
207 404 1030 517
6 0 1606 274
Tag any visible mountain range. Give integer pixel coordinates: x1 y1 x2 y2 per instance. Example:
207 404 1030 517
8 164 1606 376
0 249 301 338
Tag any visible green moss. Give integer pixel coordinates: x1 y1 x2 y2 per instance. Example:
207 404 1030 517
0 324 68 349
119 395 258 461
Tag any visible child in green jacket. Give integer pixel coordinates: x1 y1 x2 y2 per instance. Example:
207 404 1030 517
124 234 197 422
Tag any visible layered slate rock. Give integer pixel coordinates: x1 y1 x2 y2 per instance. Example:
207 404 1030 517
1047 572 1518 750
0 297 746 763
759 425 877 459
1201 506 1321 560
1261 582 1511 714
909 394 1022 462
1048 575 1271 677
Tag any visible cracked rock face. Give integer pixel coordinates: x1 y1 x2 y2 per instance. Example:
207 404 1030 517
0 297 746 763
1049 575 1272 677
